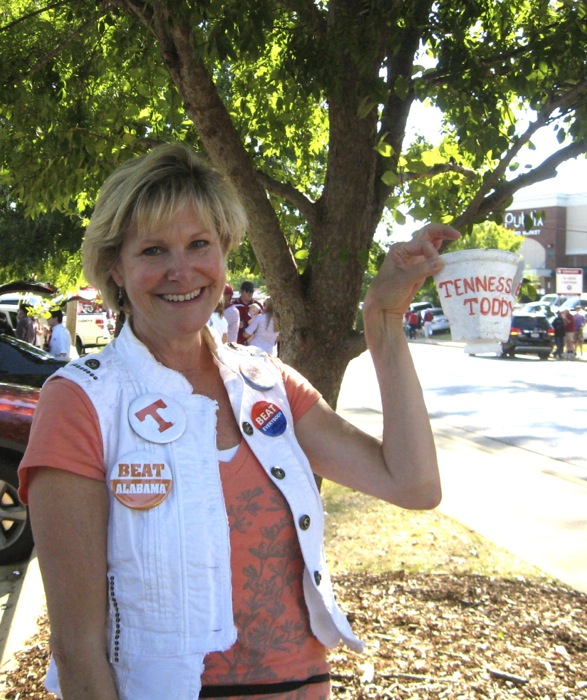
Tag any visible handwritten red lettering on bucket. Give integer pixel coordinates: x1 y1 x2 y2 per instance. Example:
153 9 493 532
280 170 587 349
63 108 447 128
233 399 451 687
433 249 524 355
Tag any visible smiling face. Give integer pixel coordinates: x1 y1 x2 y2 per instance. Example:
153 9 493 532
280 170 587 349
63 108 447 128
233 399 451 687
112 202 226 350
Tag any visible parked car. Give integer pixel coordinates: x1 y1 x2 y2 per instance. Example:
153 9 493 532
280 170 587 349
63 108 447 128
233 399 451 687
409 301 433 315
500 313 555 360
519 301 556 322
425 307 450 334
539 293 570 309
558 294 587 313
0 334 67 387
66 304 113 356
52 287 114 356
0 382 38 564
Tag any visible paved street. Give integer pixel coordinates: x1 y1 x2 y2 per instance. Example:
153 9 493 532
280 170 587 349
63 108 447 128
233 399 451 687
337 341 587 594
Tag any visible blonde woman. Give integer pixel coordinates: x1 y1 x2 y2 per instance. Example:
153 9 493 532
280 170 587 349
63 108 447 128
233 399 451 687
19 142 459 700
243 297 280 355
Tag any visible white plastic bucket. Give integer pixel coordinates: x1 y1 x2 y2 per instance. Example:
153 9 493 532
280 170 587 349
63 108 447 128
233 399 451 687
433 249 525 354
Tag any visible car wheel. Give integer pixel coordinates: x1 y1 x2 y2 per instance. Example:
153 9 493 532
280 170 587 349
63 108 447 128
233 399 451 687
538 353 550 360
0 457 34 564
76 336 84 357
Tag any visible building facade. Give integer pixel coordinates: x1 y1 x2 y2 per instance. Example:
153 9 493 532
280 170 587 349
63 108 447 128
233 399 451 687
505 192 587 294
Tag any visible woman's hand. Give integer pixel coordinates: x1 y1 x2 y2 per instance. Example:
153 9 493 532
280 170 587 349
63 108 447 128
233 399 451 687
363 224 460 322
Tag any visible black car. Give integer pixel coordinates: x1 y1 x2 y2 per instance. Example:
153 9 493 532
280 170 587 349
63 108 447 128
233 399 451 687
501 313 555 360
0 334 67 387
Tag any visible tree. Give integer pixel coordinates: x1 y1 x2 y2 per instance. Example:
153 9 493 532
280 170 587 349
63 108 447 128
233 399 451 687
1 0 586 406
0 188 85 285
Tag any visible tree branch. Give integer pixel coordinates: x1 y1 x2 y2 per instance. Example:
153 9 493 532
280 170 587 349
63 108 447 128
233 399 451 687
452 140 587 230
273 0 326 40
4 11 106 89
463 79 587 217
0 0 70 33
401 161 476 183
255 171 318 229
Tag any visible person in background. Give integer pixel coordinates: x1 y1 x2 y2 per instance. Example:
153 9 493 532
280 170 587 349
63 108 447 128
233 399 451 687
19 142 460 700
222 284 240 343
45 309 72 360
423 308 434 338
552 311 566 360
16 303 37 344
243 297 280 355
234 280 263 343
573 307 585 357
207 300 228 343
406 309 420 339
562 309 576 358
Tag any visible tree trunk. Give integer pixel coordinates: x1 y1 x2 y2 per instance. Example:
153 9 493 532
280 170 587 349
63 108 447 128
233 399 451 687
112 0 389 407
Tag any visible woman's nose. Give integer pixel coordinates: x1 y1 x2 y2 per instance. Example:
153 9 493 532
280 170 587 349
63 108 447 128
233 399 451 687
166 251 193 281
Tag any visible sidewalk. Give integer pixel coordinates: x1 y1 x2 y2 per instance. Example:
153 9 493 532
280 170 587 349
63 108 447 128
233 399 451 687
0 552 45 677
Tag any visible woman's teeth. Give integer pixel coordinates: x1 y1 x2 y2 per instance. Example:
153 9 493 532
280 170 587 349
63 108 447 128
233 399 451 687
162 290 201 302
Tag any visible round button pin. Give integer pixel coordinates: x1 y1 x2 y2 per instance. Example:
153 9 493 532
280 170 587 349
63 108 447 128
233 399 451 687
129 394 186 444
109 450 173 510
240 361 276 391
251 401 287 437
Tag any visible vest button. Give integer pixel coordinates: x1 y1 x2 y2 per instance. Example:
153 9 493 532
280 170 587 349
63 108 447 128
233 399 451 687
299 514 311 530
271 466 286 480
314 570 322 586
242 421 254 436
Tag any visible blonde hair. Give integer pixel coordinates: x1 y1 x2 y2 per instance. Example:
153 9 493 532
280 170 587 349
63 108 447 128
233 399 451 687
83 143 247 311
263 297 278 332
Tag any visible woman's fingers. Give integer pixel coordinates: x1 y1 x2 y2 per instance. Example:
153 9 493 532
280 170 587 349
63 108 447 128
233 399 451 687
365 224 461 317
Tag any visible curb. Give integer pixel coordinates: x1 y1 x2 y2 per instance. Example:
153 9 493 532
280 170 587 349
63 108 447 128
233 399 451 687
0 551 46 675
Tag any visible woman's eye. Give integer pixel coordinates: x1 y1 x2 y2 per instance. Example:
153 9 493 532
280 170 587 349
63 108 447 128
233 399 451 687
189 239 208 250
141 246 162 256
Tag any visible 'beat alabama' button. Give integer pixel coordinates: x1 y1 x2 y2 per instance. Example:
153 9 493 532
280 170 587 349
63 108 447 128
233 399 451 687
251 401 287 437
128 394 186 443
110 451 173 510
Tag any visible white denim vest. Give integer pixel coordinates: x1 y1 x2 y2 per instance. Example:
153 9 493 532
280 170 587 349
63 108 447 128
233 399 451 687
44 323 362 700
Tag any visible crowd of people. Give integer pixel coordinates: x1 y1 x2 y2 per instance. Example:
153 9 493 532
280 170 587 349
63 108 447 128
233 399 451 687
207 279 280 355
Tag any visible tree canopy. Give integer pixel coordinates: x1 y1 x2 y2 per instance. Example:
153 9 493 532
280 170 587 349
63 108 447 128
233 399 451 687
1 0 586 404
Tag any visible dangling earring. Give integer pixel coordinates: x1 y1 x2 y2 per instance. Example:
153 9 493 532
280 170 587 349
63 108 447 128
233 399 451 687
117 287 125 311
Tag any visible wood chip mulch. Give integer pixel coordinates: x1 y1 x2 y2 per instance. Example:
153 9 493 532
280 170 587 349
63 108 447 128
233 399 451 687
3 572 587 699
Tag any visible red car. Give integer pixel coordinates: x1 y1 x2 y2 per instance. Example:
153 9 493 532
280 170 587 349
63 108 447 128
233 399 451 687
0 382 39 564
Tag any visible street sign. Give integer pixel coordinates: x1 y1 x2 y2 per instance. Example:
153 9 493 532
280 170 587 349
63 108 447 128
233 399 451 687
556 268 583 295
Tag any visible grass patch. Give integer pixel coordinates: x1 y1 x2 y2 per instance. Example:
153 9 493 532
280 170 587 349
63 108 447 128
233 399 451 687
322 480 550 581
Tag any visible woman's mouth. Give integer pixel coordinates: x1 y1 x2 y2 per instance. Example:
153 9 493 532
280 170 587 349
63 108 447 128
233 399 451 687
160 289 202 302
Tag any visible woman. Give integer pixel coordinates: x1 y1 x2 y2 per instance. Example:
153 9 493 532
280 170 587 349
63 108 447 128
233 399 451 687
243 297 279 355
18 143 459 700
207 299 229 343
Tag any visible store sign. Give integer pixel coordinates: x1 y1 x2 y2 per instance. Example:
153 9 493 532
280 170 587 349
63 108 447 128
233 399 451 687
556 268 583 294
504 210 545 236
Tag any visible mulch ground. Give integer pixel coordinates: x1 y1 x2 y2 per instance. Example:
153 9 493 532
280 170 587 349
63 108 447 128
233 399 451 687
3 572 587 699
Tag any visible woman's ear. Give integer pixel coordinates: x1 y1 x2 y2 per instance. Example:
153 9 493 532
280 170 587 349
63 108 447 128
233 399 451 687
111 264 123 288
